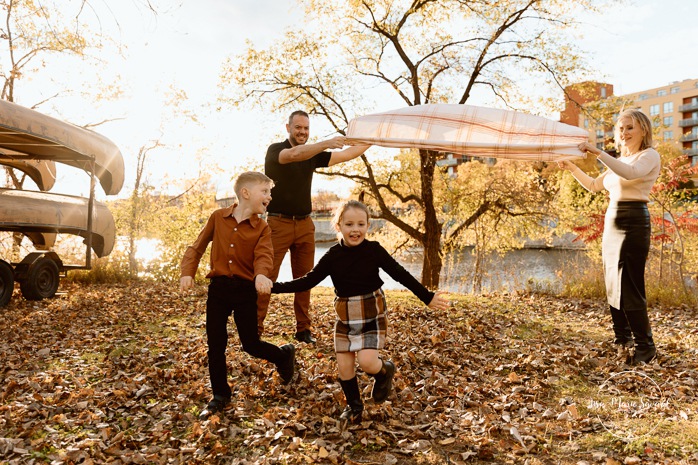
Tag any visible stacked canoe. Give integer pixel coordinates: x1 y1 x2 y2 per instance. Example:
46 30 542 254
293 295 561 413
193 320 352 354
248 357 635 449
0 99 124 257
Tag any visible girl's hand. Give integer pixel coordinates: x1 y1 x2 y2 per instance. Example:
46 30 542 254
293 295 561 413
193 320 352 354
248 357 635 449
428 291 450 311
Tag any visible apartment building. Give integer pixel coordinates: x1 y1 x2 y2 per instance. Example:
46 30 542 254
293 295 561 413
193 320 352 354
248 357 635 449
561 78 698 164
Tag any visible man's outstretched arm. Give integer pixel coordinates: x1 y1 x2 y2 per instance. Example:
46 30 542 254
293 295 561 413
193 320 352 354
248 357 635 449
278 136 346 164
328 144 371 166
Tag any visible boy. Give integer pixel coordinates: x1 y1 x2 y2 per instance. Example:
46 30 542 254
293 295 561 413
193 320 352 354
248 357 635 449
180 171 295 419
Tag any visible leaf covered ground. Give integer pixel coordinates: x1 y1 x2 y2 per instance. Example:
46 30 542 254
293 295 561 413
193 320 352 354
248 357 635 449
1 282 697 465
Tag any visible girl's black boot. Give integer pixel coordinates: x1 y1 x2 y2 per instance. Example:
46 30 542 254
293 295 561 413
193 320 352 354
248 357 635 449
339 376 363 424
370 359 395 403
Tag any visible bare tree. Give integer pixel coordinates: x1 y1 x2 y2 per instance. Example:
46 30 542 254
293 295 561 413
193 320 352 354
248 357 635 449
0 0 160 186
126 139 163 276
219 0 610 288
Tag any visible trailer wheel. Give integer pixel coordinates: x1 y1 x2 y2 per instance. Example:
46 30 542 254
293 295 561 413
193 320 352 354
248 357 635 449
19 257 60 301
0 260 14 307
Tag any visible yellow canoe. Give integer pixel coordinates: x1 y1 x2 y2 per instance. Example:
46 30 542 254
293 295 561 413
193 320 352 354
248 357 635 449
0 189 115 257
0 155 57 191
0 99 124 195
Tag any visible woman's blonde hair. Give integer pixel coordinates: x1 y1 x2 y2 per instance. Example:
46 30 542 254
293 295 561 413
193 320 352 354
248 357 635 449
331 200 370 239
614 109 654 155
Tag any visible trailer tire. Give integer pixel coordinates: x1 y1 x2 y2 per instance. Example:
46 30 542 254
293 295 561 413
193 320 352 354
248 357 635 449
19 257 60 301
0 260 14 307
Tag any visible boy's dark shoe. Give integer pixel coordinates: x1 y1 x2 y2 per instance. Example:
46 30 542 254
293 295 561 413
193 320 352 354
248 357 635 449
295 329 316 344
277 343 296 384
371 360 395 403
199 395 230 419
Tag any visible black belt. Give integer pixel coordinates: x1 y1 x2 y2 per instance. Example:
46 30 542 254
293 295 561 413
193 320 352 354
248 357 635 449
210 275 252 284
267 212 311 220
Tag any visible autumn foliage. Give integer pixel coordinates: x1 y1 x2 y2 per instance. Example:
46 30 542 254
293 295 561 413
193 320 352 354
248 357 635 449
1 282 697 464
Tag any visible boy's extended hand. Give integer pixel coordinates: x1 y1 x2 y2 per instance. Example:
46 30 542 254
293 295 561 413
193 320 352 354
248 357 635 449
428 291 449 311
255 275 272 295
180 276 194 292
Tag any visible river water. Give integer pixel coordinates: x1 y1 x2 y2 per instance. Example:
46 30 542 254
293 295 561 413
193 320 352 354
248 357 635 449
276 243 590 294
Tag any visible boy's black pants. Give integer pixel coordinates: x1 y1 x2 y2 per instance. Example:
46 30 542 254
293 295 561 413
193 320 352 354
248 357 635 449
206 276 285 399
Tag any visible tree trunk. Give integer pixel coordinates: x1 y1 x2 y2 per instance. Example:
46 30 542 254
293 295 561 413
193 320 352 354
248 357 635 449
128 223 138 277
127 148 146 277
126 142 159 278
419 150 442 289
473 219 484 294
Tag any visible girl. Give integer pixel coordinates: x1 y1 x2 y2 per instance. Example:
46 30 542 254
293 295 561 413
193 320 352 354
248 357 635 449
558 109 660 364
270 200 448 422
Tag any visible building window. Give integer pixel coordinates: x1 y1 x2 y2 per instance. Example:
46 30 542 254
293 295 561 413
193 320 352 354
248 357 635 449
671 86 680 94
638 93 648 100
657 89 667 97
663 102 673 113
663 116 673 126
595 129 604 138
583 119 589 128
601 87 607 98
663 131 673 141
649 104 660 116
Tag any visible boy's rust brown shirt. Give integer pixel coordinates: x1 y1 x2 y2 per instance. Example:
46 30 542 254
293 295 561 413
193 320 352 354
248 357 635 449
180 205 273 282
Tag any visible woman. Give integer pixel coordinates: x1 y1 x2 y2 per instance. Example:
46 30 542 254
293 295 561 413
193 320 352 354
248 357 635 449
558 109 660 364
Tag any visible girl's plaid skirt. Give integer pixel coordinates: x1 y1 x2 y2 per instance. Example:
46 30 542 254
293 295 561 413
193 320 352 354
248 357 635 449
333 289 387 353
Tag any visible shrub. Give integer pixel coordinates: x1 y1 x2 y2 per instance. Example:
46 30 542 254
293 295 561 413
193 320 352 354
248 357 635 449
64 251 131 284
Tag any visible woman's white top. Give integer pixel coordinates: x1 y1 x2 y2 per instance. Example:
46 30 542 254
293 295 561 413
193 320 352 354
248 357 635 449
570 148 661 203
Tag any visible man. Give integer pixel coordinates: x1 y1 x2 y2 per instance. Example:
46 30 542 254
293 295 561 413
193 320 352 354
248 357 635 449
258 110 370 343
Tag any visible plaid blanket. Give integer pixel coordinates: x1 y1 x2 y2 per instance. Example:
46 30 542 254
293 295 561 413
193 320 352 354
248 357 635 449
346 104 588 161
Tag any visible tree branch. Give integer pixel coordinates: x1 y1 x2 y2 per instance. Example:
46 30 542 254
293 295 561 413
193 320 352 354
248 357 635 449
457 0 537 104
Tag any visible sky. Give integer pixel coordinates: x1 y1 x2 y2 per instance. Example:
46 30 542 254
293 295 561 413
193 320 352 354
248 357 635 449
15 0 698 200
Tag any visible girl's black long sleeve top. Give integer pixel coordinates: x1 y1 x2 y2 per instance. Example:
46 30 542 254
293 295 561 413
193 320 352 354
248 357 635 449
271 239 434 305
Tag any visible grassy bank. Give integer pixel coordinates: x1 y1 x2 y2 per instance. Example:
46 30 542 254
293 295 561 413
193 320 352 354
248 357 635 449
1 282 697 464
